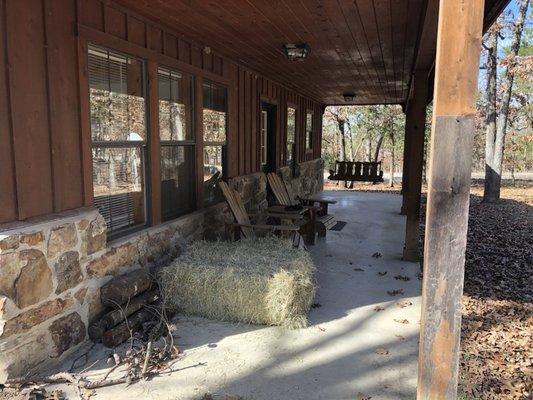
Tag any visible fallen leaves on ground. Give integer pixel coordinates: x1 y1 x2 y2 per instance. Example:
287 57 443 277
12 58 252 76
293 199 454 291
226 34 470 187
394 275 410 281
396 300 413 308
375 347 390 355
387 289 403 296
420 182 533 399
394 319 409 324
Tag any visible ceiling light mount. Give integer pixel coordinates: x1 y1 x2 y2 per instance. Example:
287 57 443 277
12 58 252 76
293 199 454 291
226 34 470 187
283 43 311 61
343 93 356 102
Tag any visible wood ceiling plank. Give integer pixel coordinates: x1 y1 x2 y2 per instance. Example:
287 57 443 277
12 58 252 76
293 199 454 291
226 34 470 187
221 0 324 95
351 0 392 102
390 0 410 102
373 0 399 101
301 0 376 104
109 0 446 105
402 0 425 100
320 0 383 103
337 0 390 103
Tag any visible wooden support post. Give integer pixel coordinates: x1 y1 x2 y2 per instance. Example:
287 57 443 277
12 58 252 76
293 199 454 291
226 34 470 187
417 1 484 399
400 118 411 215
402 70 428 262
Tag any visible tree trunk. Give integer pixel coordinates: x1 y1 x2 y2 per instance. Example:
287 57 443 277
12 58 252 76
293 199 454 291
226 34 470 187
347 123 355 161
374 133 384 162
484 0 529 202
339 120 347 162
354 138 364 160
483 28 499 202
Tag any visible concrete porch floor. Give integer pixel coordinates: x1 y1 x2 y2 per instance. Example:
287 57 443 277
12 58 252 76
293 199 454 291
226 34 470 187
56 191 422 400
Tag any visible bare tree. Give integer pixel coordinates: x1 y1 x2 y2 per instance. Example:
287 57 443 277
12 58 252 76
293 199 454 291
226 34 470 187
483 27 499 200
339 119 348 161
374 132 385 162
484 0 530 202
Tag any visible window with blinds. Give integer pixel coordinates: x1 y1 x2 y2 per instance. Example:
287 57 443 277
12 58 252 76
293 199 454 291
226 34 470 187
88 45 148 239
158 67 196 221
203 81 227 206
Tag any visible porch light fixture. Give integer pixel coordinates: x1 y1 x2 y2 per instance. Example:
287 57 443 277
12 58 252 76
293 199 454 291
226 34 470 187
283 43 310 61
343 93 356 102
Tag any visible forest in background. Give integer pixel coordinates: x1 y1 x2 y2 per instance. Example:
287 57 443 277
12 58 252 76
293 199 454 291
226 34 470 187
322 1 532 187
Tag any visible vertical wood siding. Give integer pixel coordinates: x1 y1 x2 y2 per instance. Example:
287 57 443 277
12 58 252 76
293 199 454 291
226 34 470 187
0 0 324 224
234 69 323 176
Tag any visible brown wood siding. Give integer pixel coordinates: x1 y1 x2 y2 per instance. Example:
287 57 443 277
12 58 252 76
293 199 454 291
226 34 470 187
0 0 324 224
6 0 54 220
235 67 323 176
0 0 17 222
45 0 84 212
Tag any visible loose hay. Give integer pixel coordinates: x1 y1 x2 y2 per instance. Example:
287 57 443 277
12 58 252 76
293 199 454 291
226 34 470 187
161 237 316 329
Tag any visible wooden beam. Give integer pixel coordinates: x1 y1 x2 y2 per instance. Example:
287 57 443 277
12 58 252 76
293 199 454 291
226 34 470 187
412 0 440 74
402 70 428 261
147 61 161 225
77 38 94 207
195 76 205 208
417 1 485 399
400 119 411 215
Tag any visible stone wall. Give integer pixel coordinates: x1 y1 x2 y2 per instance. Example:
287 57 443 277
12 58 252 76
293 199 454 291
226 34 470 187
0 158 324 381
279 158 324 199
0 205 229 381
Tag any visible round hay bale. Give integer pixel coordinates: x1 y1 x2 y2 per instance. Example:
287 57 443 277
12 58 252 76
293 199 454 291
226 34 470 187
161 237 316 329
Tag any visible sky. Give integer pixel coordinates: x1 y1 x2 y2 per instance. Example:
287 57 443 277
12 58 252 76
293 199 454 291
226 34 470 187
477 0 531 88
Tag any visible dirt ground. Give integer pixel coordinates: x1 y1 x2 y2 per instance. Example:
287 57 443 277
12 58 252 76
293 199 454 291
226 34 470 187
326 178 533 400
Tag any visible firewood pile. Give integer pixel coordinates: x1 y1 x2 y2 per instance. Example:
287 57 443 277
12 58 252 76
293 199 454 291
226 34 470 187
88 269 163 347
3 269 180 396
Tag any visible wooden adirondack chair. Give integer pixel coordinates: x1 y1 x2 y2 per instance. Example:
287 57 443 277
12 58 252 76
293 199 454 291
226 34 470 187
267 173 337 237
218 181 306 248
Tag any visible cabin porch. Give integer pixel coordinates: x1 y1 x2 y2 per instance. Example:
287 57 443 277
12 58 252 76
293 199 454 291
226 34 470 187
0 0 513 398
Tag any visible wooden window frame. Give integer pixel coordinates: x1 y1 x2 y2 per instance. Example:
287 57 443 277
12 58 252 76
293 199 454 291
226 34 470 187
285 102 298 166
260 109 268 167
86 44 151 240
305 109 314 153
157 65 197 222
202 79 228 207
77 27 232 239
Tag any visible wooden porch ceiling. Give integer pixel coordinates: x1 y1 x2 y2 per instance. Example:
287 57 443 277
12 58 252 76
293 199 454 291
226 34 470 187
114 0 511 106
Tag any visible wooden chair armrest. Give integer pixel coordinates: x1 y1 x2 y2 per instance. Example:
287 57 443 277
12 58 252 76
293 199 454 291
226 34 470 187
299 197 337 204
264 212 305 220
250 211 304 220
230 222 300 231
266 205 313 214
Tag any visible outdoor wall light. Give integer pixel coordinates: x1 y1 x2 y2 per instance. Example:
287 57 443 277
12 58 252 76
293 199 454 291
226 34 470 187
283 43 311 61
343 93 356 102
